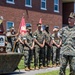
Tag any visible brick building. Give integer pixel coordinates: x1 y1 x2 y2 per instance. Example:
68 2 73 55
63 0 75 26
0 0 74 33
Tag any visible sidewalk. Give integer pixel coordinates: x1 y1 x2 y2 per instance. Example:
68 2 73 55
6 67 60 75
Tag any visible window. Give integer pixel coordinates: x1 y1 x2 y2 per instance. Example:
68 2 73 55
6 21 14 30
25 0 32 7
41 0 47 10
6 0 15 4
74 2 75 13
54 0 59 12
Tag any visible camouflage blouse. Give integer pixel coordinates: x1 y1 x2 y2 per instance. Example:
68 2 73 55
33 30 45 47
59 26 75 56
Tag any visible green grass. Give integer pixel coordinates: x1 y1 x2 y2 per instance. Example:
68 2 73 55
36 69 69 75
18 57 34 69
18 58 69 75
18 57 25 69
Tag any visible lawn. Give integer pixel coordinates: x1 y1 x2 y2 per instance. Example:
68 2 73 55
18 57 25 69
36 69 69 75
18 57 34 69
18 57 69 75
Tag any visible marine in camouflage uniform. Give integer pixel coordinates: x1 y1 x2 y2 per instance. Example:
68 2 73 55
59 12 75 75
10 27 18 52
52 26 62 66
33 23 45 69
6 29 12 52
43 25 52 67
18 33 24 53
23 26 34 71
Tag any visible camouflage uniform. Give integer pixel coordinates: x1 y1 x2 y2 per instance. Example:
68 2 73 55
59 26 75 75
43 27 52 67
18 34 24 53
23 32 34 69
6 30 12 52
33 29 45 68
52 32 61 65
11 28 17 52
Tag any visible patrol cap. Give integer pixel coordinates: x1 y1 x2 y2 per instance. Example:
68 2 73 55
37 23 41 26
26 23 32 27
27 27 32 30
53 26 59 32
26 26 32 30
69 12 75 19
54 26 59 29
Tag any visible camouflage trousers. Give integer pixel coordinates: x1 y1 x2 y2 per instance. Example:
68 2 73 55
44 45 51 66
18 43 24 53
34 47 44 67
6 42 12 52
59 55 75 75
23 50 33 68
52 46 60 65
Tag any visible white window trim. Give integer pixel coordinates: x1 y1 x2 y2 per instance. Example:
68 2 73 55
6 21 14 30
25 0 32 8
41 0 47 10
6 0 15 4
54 0 59 13
74 2 75 13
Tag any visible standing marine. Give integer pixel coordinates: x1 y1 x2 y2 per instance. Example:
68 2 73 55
43 25 52 67
23 25 34 71
59 12 75 75
33 23 45 69
52 26 62 67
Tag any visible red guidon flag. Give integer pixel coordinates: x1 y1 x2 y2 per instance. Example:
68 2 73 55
19 16 27 34
39 18 42 24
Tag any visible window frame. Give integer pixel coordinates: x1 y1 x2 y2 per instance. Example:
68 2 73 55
54 0 59 13
6 0 15 4
6 21 14 30
25 0 32 8
41 0 47 10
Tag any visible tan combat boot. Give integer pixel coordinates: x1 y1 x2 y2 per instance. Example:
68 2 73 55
30 67 34 70
47 64 50 67
52 64 56 67
25 67 30 71
40 65 44 69
35 66 39 70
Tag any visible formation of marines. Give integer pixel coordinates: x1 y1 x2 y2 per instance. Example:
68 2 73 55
1 12 75 75
5 23 61 71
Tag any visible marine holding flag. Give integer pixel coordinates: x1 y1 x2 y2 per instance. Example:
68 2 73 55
13 16 27 53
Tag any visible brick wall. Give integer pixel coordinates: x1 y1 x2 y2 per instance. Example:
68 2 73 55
63 2 74 26
0 0 62 33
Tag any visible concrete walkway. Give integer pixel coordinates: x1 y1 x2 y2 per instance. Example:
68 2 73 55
6 67 60 75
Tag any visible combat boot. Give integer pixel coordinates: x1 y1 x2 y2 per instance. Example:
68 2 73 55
35 66 39 70
40 65 44 69
47 65 51 67
47 65 52 68
52 64 56 67
25 67 30 71
56 63 60 67
30 67 34 70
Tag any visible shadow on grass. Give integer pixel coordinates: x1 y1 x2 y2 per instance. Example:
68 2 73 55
1 71 26 75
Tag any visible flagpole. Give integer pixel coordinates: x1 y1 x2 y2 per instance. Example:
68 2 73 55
12 13 26 52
